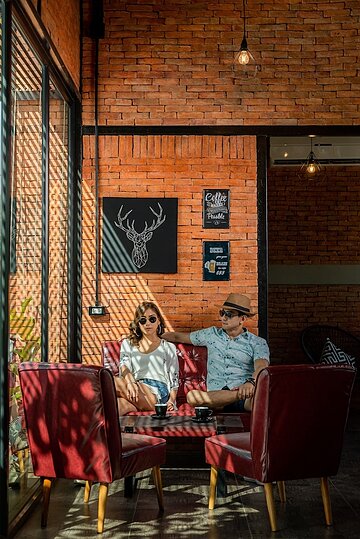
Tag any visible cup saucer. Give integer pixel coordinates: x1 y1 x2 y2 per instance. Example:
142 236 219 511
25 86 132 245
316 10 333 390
191 417 213 423
151 414 170 420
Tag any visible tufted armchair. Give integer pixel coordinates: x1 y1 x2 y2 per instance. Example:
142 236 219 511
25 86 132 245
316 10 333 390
19 362 166 533
205 364 355 532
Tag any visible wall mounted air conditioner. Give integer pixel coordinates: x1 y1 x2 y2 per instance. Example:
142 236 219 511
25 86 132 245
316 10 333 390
270 137 360 166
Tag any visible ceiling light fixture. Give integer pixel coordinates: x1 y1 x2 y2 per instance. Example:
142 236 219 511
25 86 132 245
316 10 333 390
235 0 258 75
298 135 322 178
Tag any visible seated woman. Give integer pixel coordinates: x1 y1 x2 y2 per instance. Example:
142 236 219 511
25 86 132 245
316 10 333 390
115 301 179 415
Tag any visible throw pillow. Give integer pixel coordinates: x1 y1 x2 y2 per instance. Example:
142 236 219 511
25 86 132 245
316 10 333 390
320 338 356 368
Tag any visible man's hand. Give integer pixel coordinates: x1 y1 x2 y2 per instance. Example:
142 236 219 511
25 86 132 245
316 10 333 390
166 400 176 412
237 382 255 400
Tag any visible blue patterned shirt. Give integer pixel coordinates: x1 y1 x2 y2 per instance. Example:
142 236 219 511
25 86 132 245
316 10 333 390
190 326 270 391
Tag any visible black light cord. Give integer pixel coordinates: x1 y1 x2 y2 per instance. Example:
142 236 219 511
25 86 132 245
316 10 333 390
243 0 247 39
94 37 100 306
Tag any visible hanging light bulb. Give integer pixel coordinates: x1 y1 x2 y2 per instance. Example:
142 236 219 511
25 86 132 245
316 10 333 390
236 37 250 65
235 0 259 75
298 135 322 179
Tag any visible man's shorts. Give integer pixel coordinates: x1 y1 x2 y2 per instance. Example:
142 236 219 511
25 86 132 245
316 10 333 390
139 378 169 404
221 385 246 413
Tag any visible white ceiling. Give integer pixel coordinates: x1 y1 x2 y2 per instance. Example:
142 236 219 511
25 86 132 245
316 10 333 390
270 136 360 165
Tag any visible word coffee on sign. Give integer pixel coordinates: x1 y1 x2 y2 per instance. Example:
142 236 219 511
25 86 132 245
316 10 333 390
203 189 230 228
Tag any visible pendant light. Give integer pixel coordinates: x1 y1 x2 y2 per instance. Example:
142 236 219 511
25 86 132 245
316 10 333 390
235 0 259 75
298 135 322 179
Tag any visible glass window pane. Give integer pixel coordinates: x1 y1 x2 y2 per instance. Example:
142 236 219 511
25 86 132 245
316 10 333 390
48 79 69 361
8 19 42 519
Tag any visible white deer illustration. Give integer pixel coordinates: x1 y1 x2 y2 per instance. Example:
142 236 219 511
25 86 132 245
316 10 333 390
114 203 166 268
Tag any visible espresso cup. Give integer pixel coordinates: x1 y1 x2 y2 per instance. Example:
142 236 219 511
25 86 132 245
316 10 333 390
155 403 167 417
195 406 213 421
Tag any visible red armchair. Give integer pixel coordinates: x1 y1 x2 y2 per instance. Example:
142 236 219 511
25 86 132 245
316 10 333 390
19 362 166 533
205 364 356 532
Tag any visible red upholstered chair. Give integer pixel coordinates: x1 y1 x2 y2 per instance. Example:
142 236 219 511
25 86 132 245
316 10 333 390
205 364 356 532
19 362 166 533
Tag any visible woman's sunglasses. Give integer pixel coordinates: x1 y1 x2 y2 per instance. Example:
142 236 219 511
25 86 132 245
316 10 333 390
138 315 158 325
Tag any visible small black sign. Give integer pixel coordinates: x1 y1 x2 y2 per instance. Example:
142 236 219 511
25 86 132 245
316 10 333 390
203 241 230 281
203 189 230 228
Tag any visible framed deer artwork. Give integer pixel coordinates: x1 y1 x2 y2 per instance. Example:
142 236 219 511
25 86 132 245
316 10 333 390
102 197 178 273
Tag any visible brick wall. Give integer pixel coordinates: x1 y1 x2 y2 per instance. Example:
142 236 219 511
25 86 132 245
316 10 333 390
80 0 360 364
81 134 259 363
268 166 360 363
269 167 360 264
29 0 81 89
82 0 360 126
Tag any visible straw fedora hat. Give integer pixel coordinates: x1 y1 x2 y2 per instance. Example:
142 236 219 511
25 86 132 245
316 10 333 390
216 293 256 317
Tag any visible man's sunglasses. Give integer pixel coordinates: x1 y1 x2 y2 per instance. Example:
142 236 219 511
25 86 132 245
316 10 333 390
138 315 158 325
219 309 241 319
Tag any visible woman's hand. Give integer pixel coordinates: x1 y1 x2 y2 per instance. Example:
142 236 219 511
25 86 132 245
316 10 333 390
126 381 138 401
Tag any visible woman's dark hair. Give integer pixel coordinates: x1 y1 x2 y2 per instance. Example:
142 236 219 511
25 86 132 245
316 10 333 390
128 301 165 346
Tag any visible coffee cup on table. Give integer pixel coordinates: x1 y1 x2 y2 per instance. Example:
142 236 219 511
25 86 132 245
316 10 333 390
195 406 213 421
155 403 167 418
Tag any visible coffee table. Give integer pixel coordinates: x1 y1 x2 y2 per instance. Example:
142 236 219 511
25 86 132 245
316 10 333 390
122 414 247 460
121 413 248 496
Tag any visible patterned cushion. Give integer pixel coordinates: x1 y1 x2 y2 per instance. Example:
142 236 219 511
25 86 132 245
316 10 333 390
320 338 356 368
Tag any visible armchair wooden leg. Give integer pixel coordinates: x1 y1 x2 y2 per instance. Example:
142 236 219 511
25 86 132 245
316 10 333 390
208 466 218 510
97 483 108 534
17 450 25 473
320 476 333 526
84 480 93 503
41 478 52 528
152 466 164 512
264 482 278 532
277 481 286 503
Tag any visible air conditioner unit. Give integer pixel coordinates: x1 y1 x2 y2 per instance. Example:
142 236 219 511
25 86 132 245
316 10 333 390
270 137 360 166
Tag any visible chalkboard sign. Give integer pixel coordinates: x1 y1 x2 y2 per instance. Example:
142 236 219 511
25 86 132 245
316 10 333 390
102 197 178 273
203 189 230 228
203 241 230 281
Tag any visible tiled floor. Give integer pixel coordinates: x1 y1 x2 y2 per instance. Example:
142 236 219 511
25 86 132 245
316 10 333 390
14 411 360 539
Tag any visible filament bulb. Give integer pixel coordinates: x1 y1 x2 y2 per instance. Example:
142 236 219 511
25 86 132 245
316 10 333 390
306 162 316 175
237 49 250 65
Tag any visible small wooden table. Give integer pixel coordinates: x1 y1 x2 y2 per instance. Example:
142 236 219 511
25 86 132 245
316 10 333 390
121 413 247 463
121 413 248 496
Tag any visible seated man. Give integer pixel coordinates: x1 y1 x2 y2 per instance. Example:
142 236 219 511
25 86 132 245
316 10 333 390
162 293 269 412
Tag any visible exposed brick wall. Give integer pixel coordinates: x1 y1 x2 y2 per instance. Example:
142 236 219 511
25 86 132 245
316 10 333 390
32 0 81 89
269 166 360 264
268 166 360 363
81 134 260 363
82 0 360 126
268 285 360 364
80 0 360 365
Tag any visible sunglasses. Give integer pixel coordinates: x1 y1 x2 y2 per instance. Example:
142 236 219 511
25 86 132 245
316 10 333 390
219 309 241 319
138 315 158 325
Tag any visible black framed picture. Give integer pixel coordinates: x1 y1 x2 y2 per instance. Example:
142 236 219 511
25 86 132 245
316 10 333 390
203 189 230 228
203 241 230 281
102 197 178 273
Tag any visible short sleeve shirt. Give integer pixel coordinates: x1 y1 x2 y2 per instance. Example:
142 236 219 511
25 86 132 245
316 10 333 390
119 338 179 392
190 326 270 390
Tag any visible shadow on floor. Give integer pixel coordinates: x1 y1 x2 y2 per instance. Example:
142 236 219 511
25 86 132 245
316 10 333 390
13 412 360 539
